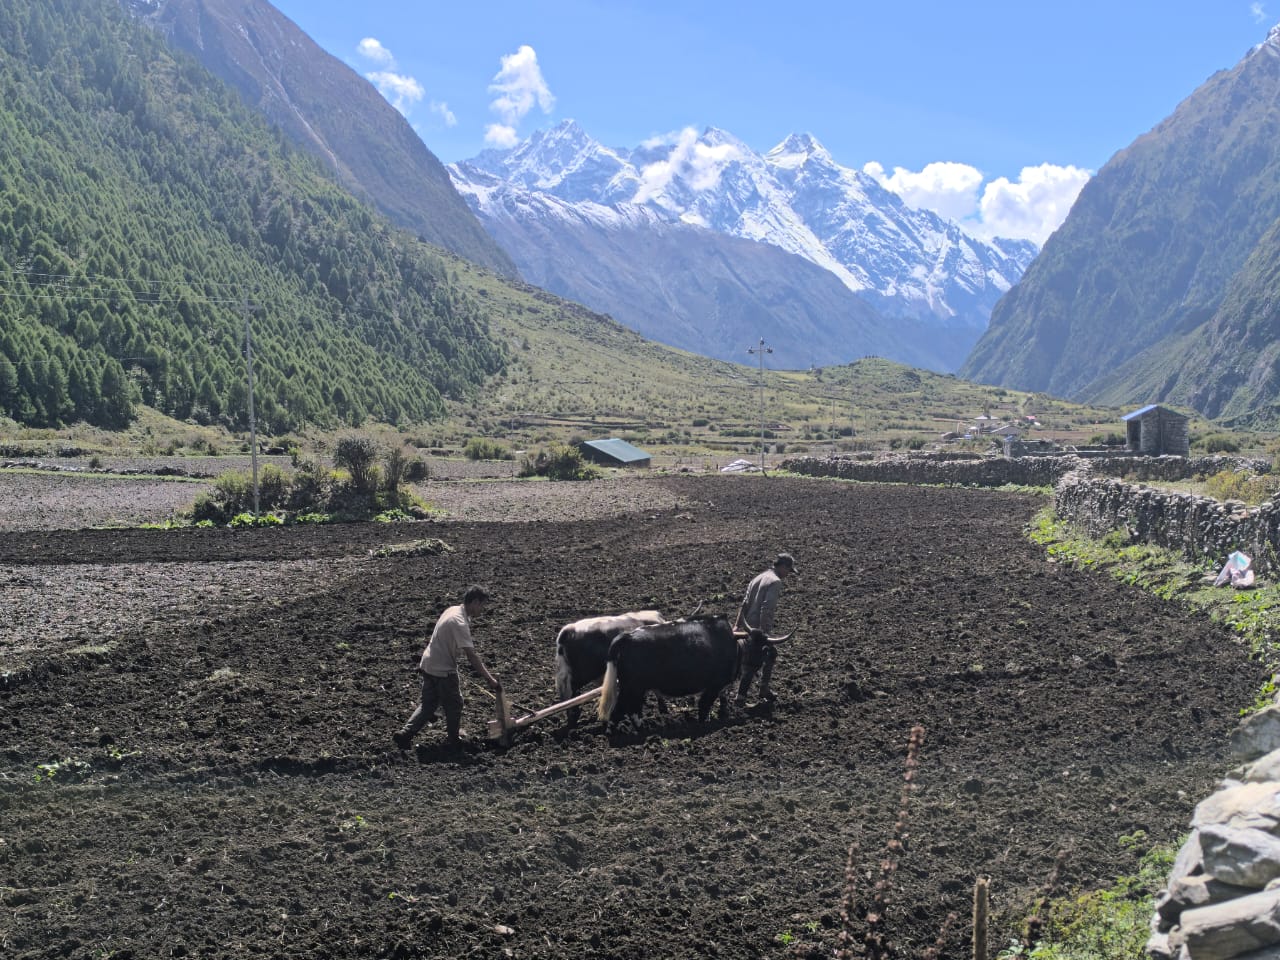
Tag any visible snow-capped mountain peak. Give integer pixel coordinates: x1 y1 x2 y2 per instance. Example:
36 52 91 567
448 121 1039 371
765 132 833 169
1257 22 1280 58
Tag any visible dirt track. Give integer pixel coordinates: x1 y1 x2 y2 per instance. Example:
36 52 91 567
0 475 1261 958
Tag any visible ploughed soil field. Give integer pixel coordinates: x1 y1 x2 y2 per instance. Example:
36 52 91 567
0 476 1263 959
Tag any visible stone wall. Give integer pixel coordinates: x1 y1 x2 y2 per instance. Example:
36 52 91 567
1054 462 1280 576
781 454 1268 490
1149 710 1280 959
782 454 1275 574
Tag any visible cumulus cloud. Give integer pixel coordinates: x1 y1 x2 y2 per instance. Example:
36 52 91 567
633 127 742 204
356 37 395 66
484 123 520 148
430 101 458 127
354 39 432 118
978 164 1092 244
862 161 984 224
489 45 555 128
366 71 425 116
1253 3 1269 23
864 159 1091 245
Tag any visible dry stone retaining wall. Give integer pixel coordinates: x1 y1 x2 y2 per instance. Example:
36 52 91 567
1053 462 1280 577
783 454 1276 574
1150 713 1280 960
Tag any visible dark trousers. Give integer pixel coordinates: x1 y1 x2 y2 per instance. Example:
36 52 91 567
736 655 776 703
400 672 464 740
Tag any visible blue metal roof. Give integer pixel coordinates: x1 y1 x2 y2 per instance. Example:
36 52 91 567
580 438 652 464
1121 404 1182 421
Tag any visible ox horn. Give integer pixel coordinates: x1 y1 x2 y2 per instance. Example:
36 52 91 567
766 630 795 645
686 600 704 618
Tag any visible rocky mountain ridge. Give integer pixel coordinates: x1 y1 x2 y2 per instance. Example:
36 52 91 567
451 121 1037 370
962 21 1280 426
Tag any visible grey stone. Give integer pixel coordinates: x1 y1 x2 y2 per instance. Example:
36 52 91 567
1195 784 1280 834
1181 887 1280 960
1201 825 1280 889
1146 931 1173 959
1244 753 1280 785
1159 875 1257 925
1230 942 1280 960
1171 830 1206 888
1235 710 1280 763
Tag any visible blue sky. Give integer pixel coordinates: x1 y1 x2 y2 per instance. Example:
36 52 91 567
270 0 1275 242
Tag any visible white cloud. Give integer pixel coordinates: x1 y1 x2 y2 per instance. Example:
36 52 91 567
430 101 458 127
356 37 395 66
489 45 555 128
978 164 1092 244
366 71 425 116
1253 3 1269 23
633 127 742 204
863 161 984 223
864 159 1091 244
485 123 520 148
355 39 437 120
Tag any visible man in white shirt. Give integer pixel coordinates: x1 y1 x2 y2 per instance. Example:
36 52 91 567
734 553 795 704
394 585 500 750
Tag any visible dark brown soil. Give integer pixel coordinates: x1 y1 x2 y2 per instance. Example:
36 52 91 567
0 476 1262 959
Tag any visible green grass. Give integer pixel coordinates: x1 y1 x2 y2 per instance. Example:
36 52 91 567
999 840 1176 960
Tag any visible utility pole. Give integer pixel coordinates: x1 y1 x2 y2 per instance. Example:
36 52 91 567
242 298 260 517
748 337 772 472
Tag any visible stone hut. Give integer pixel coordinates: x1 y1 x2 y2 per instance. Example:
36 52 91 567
1122 405 1190 457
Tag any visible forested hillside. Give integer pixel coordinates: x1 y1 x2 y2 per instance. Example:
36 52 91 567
0 0 505 431
128 0 518 278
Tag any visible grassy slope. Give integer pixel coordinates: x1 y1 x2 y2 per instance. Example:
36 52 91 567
0 249 1207 460
432 256 1158 457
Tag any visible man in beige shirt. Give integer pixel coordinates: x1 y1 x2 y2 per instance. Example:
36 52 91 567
394 585 500 750
734 552 795 704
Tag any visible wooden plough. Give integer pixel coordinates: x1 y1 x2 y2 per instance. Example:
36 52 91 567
487 684 602 745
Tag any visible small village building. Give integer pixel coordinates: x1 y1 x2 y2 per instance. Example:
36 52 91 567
1121 404 1190 456
578 438 652 468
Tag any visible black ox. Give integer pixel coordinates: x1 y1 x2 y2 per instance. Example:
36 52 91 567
554 610 665 725
597 615 792 725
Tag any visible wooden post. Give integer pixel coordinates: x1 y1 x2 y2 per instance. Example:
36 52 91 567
973 877 989 960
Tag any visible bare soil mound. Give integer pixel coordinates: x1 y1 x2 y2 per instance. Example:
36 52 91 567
0 476 1261 959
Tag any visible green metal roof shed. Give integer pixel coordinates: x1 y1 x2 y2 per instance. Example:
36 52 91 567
579 438 652 468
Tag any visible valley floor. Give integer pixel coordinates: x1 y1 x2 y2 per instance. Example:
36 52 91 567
0 476 1259 958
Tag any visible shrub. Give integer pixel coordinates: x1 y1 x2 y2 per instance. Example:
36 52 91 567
518 445 599 481
257 464 289 508
1204 469 1280 505
464 437 512 461
1201 433 1241 454
286 459 336 513
229 512 283 528
334 433 381 493
382 445 413 492
403 456 429 482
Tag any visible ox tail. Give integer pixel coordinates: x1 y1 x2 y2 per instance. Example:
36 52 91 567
597 660 619 722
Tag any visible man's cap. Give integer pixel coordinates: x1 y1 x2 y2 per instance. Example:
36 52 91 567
775 552 797 573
